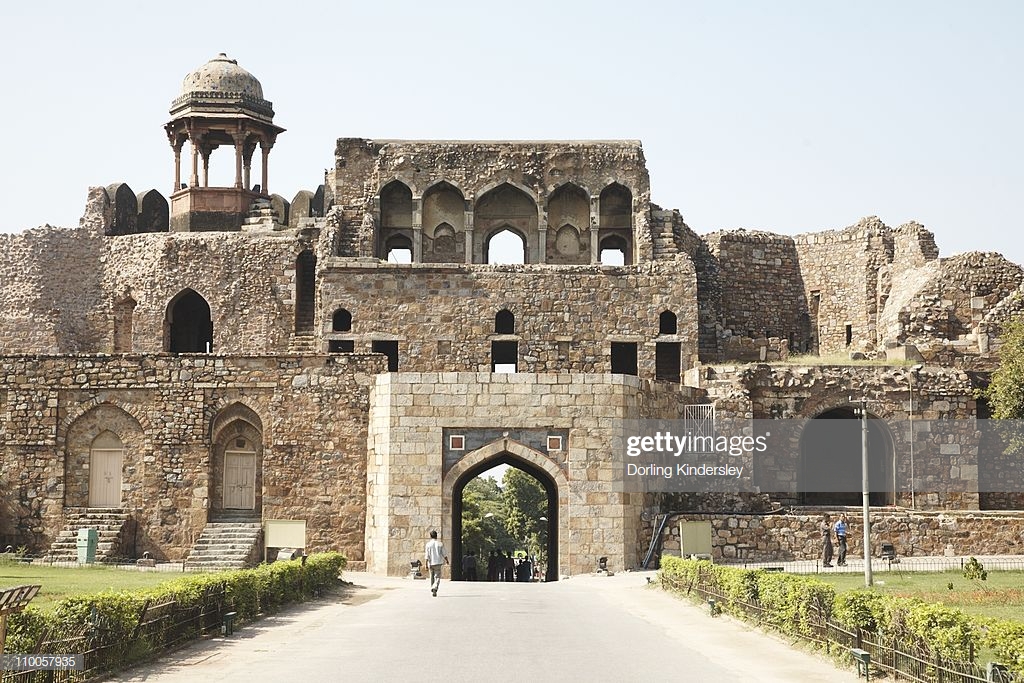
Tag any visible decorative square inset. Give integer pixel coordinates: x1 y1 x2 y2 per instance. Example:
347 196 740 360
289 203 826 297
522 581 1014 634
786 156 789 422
547 435 563 451
449 435 465 450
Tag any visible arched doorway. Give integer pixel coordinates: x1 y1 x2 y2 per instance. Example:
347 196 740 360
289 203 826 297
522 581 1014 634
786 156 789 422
167 289 212 353
450 452 559 582
800 407 894 506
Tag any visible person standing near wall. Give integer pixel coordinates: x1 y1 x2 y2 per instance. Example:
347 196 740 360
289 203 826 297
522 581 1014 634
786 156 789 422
425 530 449 597
833 513 848 566
820 514 834 567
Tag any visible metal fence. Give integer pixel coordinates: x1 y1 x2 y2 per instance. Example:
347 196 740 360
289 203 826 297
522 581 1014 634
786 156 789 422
664 575 1020 683
1 584 227 683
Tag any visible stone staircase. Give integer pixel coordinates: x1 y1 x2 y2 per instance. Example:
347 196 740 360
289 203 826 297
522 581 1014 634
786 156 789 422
184 520 263 571
689 365 747 402
242 198 284 231
46 509 132 563
289 332 320 354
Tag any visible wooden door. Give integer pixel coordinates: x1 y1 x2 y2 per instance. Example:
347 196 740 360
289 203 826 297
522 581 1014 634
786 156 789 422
89 433 123 508
224 449 256 510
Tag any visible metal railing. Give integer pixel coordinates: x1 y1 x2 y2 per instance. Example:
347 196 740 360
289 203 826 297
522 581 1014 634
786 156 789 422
662 574 1019 683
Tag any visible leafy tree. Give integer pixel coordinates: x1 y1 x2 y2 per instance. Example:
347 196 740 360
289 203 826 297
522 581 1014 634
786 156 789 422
501 468 549 562
985 316 1024 452
461 475 515 560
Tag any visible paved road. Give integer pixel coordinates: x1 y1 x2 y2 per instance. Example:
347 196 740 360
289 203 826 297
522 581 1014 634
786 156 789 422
113 572 859 682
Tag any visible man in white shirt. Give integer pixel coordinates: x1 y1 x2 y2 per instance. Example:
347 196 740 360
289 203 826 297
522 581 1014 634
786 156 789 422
425 530 449 596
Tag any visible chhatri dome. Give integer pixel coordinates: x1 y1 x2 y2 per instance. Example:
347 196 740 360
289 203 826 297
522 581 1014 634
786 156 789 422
164 53 284 231
169 53 275 123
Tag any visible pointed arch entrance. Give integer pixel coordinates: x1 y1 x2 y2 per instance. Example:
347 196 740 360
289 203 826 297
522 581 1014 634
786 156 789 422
800 407 894 506
444 439 565 582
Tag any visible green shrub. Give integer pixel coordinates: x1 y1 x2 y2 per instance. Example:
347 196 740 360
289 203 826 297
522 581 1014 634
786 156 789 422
982 619 1024 676
962 556 988 581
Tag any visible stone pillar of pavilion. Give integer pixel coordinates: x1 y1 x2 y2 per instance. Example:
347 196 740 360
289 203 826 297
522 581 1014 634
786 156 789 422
164 53 285 232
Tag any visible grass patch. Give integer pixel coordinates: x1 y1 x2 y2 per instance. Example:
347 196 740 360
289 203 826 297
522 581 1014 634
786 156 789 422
818 570 1024 622
0 564 201 612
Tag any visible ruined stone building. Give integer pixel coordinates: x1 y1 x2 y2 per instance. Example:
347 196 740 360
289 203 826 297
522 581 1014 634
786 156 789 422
1 54 1022 576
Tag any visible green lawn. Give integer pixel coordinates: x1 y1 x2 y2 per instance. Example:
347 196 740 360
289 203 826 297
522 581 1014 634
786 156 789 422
0 563 203 612
817 570 1024 622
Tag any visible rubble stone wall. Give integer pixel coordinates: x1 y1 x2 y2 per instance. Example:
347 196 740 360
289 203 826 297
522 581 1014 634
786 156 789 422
0 353 381 560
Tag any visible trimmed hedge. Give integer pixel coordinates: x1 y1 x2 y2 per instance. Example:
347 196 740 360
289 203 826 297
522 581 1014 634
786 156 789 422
659 556 1023 676
3 552 346 670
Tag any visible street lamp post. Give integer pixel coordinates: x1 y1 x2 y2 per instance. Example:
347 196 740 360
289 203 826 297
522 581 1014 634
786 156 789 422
852 396 874 587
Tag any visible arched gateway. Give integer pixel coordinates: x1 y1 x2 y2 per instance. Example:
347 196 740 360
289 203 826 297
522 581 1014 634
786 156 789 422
442 438 567 582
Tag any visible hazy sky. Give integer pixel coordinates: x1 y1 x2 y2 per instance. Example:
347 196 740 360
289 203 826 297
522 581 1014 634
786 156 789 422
1 2 1021 264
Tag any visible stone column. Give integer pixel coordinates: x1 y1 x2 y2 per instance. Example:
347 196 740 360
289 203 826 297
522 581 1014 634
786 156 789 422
202 148 211 187
233 135 244 189
260 139 274 195
189 136 200 188
171 138 185 192
412 198 423 263
590 200 601 263
464 208 474 263
242 140 257 191
537 208 548 264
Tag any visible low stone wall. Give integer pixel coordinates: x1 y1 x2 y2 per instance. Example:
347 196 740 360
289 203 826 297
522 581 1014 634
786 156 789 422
653 510 1024 563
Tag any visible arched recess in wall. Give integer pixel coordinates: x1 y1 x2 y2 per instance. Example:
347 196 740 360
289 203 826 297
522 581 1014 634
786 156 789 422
547 183 590 264
444 440 564 582
659 310 677 335
475 183 537 263
495 309 515 334
422 181 466 263
378 180 413 261
599 235 628 266
210 402 264 519
113 296 137 353
332 307 352 332
599 183 633 265
385 234 413 263
295 250 316 334
485 227 526 265
64 403 146 511
799 407 894 506
166 289 213 353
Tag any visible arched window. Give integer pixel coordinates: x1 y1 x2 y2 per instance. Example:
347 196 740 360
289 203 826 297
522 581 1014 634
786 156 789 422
333 308 352 332
495 309 515 334
385 234 412 263
167 289 212 353
486 228 526 264
659 310 677 335
379 180 413 261
599 235 627 266
599 183 633 265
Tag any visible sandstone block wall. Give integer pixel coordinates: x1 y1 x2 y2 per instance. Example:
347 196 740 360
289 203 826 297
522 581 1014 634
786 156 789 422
365 372 698 577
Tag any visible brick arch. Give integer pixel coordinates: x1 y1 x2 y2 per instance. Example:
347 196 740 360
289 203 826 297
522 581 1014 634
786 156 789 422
545 178 593 200
442 438 567 582
377 175 420 197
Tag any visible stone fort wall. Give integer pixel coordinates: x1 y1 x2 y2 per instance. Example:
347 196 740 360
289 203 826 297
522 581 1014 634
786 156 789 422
0 353 382 559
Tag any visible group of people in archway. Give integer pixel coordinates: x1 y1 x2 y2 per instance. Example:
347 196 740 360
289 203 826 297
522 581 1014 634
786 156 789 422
462 550 538 582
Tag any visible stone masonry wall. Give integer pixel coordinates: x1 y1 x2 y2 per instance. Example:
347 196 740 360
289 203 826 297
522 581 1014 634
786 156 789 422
365 372 696 577
0 354 381 559
704 231 809 353
654 510 1024 562
794 218 893 355
332 139 654 263
319 258 699 377
0 189 309 356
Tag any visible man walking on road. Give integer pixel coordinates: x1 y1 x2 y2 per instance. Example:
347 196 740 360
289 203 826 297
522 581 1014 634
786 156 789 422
425 530 449 597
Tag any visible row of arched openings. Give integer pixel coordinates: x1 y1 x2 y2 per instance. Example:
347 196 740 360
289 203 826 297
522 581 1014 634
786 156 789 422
378 180 634 266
